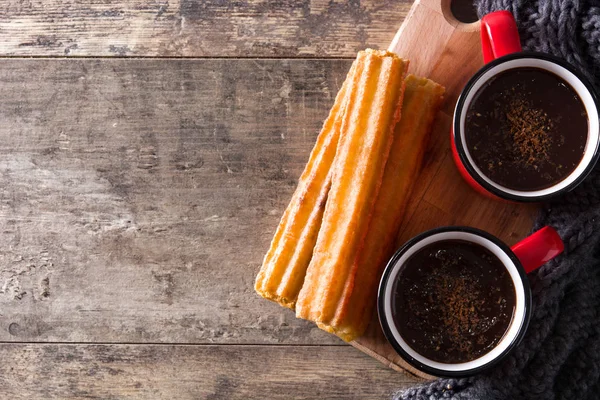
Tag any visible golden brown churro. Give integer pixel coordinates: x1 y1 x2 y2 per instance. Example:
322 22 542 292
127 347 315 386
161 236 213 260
295 50 409 327
254 62 356 309
254 49 445 344
328 75 445 341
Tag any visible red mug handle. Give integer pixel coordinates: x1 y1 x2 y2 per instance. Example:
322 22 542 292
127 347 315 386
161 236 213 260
481 10 522 63
511 226 564 273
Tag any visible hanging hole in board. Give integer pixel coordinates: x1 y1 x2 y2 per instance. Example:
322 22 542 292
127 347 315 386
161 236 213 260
440 0 480 32
450 0 479 24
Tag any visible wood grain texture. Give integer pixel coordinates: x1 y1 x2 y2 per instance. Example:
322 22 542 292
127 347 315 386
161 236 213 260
0 1 538 385
385 0 538 247
0 0 411 57
0 344 418 399
0 0 428 394
0 58 356 344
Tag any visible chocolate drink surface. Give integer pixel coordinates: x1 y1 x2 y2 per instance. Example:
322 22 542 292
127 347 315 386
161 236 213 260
465 67 588 191
392 240 516 364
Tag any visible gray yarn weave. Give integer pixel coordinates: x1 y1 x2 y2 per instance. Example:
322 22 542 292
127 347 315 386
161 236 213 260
396 1 600 399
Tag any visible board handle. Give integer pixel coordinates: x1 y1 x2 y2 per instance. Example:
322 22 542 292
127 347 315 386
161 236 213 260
387 0 482 81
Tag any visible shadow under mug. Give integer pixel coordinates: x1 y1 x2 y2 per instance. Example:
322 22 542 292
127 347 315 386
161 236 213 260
451 10 600 202
378 225 563 377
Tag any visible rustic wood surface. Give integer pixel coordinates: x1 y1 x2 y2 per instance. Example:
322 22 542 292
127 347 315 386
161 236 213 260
0 57 425 397
0 0 411 58
0 344 417 399
0 58 353 345
0 0 537 398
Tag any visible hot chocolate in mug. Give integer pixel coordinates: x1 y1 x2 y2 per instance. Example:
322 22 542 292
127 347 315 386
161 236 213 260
378 225 563 377
451 11 600 202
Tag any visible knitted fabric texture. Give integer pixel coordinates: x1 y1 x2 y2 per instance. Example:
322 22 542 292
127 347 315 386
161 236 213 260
396 1 600 399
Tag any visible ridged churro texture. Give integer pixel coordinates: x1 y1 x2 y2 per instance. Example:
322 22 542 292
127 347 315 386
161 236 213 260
295 50 409 330
326 75 445 341
254 61 356 309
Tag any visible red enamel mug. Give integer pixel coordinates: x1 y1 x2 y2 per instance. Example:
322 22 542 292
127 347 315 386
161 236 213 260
378 225 564 377
451 11 600 202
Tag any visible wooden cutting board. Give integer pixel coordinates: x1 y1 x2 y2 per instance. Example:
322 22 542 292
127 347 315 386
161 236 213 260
350 0 538 380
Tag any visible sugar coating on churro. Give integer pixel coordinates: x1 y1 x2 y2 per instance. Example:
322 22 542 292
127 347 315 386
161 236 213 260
327 75 445 342
255 48 445 344
254 62 356 309
295 50 409 327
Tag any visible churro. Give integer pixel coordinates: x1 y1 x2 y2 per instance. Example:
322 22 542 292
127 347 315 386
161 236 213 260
255 50 445 344
296 50 409 325
254 62 355 309
328 75 445 341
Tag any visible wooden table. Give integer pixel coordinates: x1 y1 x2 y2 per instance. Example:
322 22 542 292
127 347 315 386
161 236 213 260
0 1 426 399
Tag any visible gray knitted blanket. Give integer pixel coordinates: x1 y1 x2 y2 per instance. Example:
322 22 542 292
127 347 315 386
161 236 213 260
397 1 600 399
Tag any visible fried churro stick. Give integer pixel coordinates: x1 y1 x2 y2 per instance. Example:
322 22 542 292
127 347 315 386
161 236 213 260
296 50 409 325
254 62 356 309
330 75 445 341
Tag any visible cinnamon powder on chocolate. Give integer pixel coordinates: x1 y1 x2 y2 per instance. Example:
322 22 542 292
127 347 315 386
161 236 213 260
392 240 516 364
464 67 587 191
507 98 553 168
